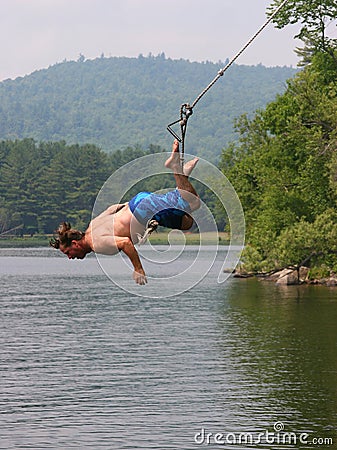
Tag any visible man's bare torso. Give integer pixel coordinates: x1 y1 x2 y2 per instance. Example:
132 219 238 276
85 204 145 254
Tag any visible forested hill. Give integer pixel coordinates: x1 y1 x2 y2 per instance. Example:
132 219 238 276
0 54 297 161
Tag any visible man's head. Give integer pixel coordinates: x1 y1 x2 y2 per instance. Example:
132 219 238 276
50 222 89 259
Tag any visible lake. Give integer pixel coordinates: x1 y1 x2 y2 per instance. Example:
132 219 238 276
1 247 336 449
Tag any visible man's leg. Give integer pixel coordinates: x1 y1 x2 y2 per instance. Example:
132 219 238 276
165 140 200 211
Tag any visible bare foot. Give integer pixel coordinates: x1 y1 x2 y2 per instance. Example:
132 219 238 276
165 140 183 174
183 157 199 177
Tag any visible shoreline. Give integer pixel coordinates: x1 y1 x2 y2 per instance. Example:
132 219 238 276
0 231 230 248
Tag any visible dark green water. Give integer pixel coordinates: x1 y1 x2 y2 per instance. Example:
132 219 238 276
0 248 336 449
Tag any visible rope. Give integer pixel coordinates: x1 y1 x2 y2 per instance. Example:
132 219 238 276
167 0 291 164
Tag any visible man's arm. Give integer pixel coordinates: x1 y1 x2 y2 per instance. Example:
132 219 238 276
93 235 147 285
116 237 147 285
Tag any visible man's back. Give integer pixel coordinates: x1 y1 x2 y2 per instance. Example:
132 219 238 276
87 204 145 254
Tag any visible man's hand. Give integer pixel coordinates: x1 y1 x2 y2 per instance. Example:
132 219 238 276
115 237 147 285
133 268 147 285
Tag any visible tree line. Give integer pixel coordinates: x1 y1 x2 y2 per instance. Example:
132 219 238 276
0 140 159 234
0 140 223 235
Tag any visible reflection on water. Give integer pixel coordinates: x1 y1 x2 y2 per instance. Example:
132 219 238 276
217 280 337 440
0 248 336 449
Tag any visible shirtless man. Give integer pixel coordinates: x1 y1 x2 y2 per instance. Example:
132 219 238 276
50 140 200 285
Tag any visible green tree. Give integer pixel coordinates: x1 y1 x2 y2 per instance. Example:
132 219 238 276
220 50 337 273
38 142 111 232
269 0 337 57
0 139 51 234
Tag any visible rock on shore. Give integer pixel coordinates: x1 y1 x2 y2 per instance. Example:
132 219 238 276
234 266 337 286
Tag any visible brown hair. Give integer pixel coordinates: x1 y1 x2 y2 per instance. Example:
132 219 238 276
49 222 84 249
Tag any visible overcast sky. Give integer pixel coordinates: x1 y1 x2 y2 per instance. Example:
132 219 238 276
0 0 307 81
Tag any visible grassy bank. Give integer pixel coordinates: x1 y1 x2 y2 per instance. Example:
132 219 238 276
0 235 51 248
148 231 230 245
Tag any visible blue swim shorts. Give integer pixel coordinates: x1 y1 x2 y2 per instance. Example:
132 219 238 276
128 189 191 229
